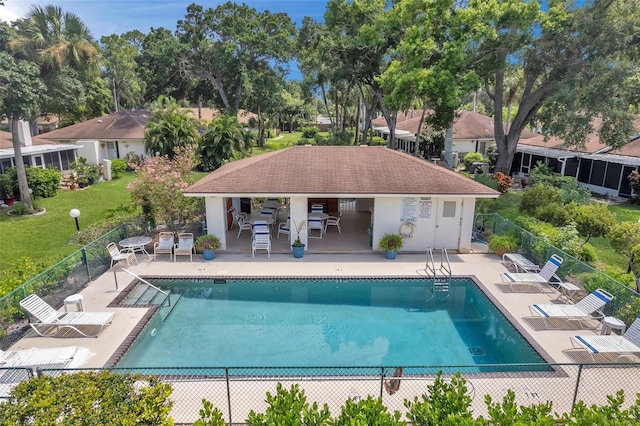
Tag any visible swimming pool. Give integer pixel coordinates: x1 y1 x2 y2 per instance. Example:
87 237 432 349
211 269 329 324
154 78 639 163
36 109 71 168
116 277 547 371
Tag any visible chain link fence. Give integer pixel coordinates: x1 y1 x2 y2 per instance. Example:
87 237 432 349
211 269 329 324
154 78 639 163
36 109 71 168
1 363 638 423
475 213 640 325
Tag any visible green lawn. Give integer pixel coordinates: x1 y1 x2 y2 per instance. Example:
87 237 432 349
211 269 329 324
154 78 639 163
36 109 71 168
0 173 138 271
253 132 302 155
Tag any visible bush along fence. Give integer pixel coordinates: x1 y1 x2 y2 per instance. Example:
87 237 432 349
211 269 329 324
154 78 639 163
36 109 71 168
475 213 640 326
1 365 639 424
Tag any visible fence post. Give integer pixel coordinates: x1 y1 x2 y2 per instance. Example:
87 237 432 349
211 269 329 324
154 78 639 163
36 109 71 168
379 367 385 398
571 364 583 410
82 247 91 282
226 368 232 426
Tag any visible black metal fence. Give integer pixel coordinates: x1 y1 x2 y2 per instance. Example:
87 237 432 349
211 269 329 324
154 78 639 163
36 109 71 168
1 363 639 424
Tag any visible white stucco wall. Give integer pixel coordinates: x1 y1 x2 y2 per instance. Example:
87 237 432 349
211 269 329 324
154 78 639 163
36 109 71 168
205 197 228 249
372 196 471 252
289 196 308 249
120 140 146 158
75 140 100 164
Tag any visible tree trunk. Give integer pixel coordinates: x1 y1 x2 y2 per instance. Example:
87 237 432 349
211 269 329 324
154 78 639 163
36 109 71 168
443 126 454 169
320 82 334 129
354 96 361 145
414 104 428 156
10 120 34 213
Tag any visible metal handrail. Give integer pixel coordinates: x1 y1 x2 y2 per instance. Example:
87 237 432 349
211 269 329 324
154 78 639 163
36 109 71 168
424 248 437 279
113 268 171 307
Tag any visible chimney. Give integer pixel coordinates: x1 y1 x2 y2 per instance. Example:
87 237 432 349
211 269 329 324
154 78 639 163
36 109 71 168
18 120 32 146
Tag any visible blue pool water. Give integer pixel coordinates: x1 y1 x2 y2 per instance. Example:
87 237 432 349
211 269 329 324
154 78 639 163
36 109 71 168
117 278 546 370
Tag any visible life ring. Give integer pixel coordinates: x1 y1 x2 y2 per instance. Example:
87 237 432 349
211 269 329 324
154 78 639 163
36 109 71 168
399 221 416 238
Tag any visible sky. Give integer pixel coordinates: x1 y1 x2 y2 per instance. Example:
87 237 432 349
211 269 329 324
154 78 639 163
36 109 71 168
0 1 329 79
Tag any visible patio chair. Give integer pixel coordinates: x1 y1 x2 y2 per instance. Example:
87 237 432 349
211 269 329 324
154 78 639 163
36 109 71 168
570 315 640 362
107 242 136 268
252 220 270 236
153 232 175 261
528 288 614 329
277 218 291 239
311 204 324 213
237 216 253 239
308 216 324 239
502 253 539 273
1 346 79 367
324 212 342 234
499 254 563 293
174 233 195 262
19 294 115 338
252 233 271 258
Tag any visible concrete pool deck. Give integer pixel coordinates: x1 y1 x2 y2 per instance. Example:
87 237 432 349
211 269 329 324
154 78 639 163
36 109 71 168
9 251 604 367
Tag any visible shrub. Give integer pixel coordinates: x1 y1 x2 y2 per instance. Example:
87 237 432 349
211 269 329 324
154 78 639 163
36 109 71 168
0 371 174 424
4 166 61 199
336 396 404 425
535 202 572 226
530 162 590 204
299 126 319 138
110 158 127 177
405 372 474 425
571 203 616 244
371 136 386 146
245 383 331 426
492 172 513 193
475 173 499 190
519 184 561 215
488 234 518 254
462 152 485 171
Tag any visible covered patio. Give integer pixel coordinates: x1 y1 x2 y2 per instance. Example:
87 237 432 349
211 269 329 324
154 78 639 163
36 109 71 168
185 145 498 255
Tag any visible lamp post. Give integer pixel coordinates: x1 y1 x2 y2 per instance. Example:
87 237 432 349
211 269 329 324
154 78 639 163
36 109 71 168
70 208 80 232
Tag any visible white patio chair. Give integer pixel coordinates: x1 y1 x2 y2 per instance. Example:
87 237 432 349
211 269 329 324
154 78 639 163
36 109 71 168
324 212 342 234
237 216 253 239
308 216 324 239
252 220 270 236
107 242 136 268
153 232 175 261
311 204 324 213
252 233 271 258
277 217 291 239
173 233 195 262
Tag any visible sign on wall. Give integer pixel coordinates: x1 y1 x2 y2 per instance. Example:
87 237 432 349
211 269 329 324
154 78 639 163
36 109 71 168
419 197 432 218
401 197 418 222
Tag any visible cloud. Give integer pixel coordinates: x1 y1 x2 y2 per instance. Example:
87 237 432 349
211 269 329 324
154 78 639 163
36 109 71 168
0 2 30 24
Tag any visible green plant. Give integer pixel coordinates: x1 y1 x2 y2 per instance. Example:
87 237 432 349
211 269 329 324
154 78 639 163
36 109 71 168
336 396 405 425
475 173 499 190
462 152 486 171
110 158 127 177
246 383 331 426
299 126 319 138
195 234 221 252
194 399 226 426
519 184 561 215
488 234 518 253
0 173 15 199
0 371 174 424
379 233 404 251
291 218 306 247
405 372 475 425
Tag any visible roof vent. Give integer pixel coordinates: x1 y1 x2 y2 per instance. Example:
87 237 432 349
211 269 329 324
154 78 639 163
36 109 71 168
359 144 368 147
97 119 102 124
304 144 313 146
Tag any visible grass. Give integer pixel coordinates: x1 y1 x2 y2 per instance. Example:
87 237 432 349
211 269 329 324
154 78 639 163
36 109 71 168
253 132 302 155
0 173 138 271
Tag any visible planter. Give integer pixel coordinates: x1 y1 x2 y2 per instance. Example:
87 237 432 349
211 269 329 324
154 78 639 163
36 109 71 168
202 249 215 261
385 249 397 260
292 245 305 258
3 197 15 206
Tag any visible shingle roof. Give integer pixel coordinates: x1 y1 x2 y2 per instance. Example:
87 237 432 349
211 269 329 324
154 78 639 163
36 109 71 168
34 110 149 141
185 146 499 197
0 130 54 149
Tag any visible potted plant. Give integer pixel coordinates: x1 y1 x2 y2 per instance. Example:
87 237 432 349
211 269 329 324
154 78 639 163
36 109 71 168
488 234 518 257
291 218 306 258
0 174 15 206
379 233 404 259
195 234 221 260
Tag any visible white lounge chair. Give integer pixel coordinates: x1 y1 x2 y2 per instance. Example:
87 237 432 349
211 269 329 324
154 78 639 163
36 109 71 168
528 288 614 329
502 253 539 272
1 346 79 367
173 233 195 262
153 232 174 261
570 315 640 362
500 254 563 292
308 216 324 239
20 294 115 338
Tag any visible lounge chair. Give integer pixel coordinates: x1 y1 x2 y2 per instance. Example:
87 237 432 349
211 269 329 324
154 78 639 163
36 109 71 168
153 232 174 261
173 233 195 262
1 346 79 367
570 315 640 361
20 294 115 338
500 254 563 293
528 288 614 329
502 253 540 272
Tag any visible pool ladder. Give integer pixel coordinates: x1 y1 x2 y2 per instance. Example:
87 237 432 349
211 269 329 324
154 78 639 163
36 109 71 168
425 248 452 302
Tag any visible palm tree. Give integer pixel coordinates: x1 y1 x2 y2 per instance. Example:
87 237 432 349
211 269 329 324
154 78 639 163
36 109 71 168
9 5 98 73
145 96 199 159
199 115 247 170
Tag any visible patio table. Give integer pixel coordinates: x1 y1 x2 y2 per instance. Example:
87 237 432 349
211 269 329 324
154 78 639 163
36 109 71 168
119 236 153 260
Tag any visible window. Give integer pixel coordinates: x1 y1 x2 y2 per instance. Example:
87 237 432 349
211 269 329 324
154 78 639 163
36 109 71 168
442 201 456 218
589 160 606 186
604 163 622 189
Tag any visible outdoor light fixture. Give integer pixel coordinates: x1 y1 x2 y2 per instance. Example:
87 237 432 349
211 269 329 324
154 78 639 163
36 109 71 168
70 208 81 232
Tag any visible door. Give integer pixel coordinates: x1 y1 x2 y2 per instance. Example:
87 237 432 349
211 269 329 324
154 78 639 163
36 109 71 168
434 198 461 249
